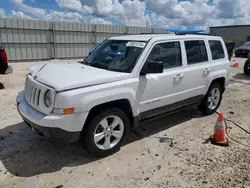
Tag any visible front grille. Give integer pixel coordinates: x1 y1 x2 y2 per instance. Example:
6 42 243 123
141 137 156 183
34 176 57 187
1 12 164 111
25 78 41 107
24 75 55 114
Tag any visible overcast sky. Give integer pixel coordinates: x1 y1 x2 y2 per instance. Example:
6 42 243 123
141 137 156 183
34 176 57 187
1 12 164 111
0 0 249 30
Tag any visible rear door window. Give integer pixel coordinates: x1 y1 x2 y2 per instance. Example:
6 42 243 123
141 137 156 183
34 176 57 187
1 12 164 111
209 40 225 60
185 40 208 64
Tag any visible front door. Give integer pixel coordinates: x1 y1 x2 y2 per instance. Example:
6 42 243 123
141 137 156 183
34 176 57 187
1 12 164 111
138 41 186 119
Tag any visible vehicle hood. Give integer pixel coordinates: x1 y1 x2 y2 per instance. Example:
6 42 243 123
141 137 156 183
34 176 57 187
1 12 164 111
28 62 131 91
236 46 250 50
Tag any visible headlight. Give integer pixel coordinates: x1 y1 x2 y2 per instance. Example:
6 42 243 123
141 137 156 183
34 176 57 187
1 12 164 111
44 90 52 107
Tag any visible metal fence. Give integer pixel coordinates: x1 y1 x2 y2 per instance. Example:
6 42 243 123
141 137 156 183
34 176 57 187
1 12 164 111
0 18 165 61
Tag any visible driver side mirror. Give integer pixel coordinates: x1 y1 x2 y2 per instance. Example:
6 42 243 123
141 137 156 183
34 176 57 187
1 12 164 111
140 61 163 75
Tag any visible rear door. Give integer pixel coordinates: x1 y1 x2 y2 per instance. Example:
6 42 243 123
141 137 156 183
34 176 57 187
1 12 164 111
179 39 210 106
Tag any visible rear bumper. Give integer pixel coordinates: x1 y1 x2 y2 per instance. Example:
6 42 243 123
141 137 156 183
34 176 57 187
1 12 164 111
5 64 13 74
16 91 88 143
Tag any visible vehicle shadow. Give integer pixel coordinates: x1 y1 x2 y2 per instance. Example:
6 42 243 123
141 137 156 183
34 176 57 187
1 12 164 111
0 82 4 89
0 107 202 177
230 73 250 86
0 122 94 177
127 107 202 143
232 73 250 81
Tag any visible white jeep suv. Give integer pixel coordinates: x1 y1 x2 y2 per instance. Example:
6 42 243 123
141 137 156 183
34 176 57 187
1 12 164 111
16 34 230 156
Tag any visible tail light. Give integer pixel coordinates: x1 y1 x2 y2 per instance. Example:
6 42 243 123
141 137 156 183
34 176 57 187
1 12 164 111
0 49 8 64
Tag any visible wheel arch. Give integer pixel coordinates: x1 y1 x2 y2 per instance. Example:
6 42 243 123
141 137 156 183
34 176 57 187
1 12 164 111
211 77 226 91
207 77 226 94
82 99 135 135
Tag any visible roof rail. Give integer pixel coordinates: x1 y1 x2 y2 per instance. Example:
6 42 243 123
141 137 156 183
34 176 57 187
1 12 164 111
139 33 167 34
175 33 215 36
138 32 216 36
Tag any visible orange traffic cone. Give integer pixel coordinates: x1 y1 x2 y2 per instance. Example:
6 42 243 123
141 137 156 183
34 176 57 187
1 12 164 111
210 113 229 146
231 60 239 68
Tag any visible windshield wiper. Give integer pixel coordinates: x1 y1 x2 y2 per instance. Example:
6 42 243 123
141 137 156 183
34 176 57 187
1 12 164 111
84 61 108 70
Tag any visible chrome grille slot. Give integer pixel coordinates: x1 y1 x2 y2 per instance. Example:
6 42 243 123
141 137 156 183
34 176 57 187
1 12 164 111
29 86 33 102
31 86 35 103
37 89 41 106
26 83 29 100
24 75 55 115
33 88 37 104
28 84 32 101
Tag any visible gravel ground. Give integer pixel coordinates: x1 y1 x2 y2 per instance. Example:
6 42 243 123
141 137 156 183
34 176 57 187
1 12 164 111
0 58 250 188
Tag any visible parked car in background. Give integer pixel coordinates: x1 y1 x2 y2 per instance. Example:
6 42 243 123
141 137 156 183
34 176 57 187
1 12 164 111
0 44 13 75
235 42 250 58
244 58 250 75
17 34 230 157
225 42 235 60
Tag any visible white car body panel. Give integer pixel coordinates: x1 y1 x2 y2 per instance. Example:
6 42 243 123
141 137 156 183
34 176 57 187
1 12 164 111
54 79 139 116
30 62 131 91
17 91 88 132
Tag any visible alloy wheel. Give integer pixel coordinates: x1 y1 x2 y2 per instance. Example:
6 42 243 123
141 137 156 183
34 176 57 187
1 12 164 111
94 115 124 150
207 88 221 110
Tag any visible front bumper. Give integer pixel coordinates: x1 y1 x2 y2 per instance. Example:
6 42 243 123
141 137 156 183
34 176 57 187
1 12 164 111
16 91 88 143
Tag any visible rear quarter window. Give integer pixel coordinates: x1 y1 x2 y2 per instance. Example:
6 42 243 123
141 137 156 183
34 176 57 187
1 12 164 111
209 40 225 60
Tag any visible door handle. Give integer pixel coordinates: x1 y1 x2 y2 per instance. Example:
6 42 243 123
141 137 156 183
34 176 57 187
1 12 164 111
203 68 211 74
174 74 184 79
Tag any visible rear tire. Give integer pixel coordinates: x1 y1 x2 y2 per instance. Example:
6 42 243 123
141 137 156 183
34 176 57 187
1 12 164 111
244 59 250 75
199 83 223 115
81 108 129 157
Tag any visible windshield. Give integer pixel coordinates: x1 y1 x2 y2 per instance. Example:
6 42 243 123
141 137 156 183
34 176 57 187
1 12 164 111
243 42 250 46
83 40 146 73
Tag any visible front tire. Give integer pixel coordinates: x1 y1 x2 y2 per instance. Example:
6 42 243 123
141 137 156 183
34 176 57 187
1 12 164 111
82 108 129 157
244 59 250 75
199 83 223 115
